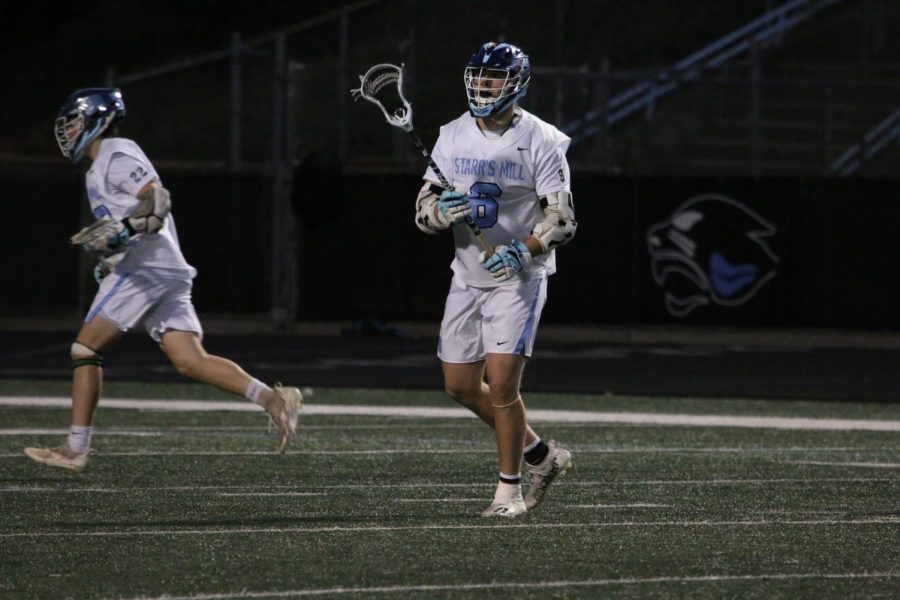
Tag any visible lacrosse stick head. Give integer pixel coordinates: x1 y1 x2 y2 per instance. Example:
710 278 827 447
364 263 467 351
351 63 413 132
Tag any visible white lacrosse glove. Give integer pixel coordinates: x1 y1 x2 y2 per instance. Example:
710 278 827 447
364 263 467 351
438 190 472 226
479 239 532 282
70 217 131 258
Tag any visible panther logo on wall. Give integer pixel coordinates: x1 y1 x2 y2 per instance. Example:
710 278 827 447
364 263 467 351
646 193 780 317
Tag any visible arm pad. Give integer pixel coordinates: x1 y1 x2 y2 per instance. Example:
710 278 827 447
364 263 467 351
415 182 451 234
531 189 577 252
127 186 171 234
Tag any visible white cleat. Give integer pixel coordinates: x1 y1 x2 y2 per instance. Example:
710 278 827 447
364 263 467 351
481 499 527 518
267 383 303 453
525 441 572 510
24 444 90 473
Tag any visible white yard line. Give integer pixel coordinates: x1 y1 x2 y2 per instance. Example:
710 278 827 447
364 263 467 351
2 448 896 459
0 428 166 436
0 449 492 456
100 572 900 599
0 477 894 494
394 498 486 503
216 492 326 497
785 460 900 469
1 430 890 457
563 503 673 508
2 396 898 431
2 517 898 539
0 437 892 458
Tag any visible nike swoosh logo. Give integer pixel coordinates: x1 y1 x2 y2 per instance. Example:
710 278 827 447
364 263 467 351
496 341 508 346
517 147 529 151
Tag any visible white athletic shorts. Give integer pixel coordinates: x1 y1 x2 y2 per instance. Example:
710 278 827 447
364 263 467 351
438 272 548 363
85 272 203 343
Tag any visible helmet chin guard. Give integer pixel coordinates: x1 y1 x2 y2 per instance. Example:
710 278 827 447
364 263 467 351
464 42 531 118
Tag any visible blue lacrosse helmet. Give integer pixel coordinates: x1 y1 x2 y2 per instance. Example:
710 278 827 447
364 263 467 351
54 87 126 163
464 42 531 118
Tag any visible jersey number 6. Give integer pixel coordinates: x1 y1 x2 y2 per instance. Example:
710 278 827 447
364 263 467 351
469 182 500 229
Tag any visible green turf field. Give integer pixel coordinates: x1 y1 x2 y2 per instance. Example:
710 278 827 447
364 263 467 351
1 379 898 599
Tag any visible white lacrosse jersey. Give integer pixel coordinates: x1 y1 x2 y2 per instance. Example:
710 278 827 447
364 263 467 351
424 108 572 287
84 138 196 279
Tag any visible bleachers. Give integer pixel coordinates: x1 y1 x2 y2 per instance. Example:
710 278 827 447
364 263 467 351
559 0 900 177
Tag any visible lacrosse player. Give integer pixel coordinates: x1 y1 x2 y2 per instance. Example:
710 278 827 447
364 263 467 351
415 43 577 517
24 88 303 472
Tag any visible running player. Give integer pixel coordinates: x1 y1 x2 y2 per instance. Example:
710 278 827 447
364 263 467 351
24 88 302 472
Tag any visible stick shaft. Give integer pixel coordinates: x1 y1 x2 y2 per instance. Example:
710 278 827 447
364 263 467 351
407 130 452 189
407 129 493 254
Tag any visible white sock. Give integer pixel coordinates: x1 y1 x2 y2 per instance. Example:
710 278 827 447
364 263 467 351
68 425 92 454
245 378 268 404
493 480 523 503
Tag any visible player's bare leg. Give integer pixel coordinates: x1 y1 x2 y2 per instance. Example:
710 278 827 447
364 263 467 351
161 330 256 396
443 358 570 514
24 316 123 471
476 353 528 516
443 355 530 517
160 330 302 451
484 353 527 474
71 316 123 425
442 360 538 445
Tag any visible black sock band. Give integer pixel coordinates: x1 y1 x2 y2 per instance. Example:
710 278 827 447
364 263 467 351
71 357 102 369
524 440 550 466
499 474 521 485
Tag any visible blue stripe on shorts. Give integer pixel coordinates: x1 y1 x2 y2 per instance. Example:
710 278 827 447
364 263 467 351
513 282 542 355
85 273 131 323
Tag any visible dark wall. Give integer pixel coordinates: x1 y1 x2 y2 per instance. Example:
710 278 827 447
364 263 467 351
0 167 83 311
3 166 899 329
164 173 272 313
556 176 900 329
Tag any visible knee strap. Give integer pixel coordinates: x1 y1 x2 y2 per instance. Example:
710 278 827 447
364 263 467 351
71 342 103 369
492 395 522 409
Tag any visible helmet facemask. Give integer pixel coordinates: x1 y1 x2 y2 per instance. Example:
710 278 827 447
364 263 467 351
55 112 85 162
464 66 529 118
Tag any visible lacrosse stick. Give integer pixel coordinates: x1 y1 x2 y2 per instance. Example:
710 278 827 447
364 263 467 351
351 63 493 255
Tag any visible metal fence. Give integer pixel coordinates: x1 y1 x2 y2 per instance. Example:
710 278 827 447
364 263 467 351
105 0 899 177
91 0 899 323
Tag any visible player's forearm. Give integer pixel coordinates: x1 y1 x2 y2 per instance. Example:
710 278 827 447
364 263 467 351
524 236 544 257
